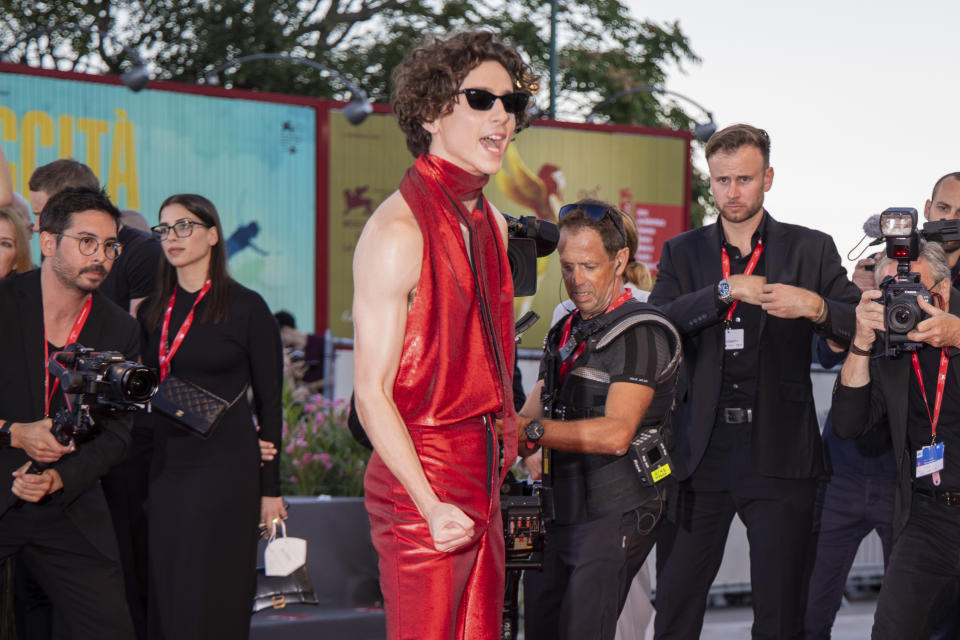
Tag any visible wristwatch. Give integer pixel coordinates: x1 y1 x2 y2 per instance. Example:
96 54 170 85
0 420 12 448
717 279 735 305
524 419 545 449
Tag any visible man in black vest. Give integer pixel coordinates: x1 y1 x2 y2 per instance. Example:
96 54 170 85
649 123 860 639
0 187 137 639
518 199 681 640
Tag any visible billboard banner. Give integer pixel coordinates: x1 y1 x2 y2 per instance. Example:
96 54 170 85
0 70 317 328
327 112 689 348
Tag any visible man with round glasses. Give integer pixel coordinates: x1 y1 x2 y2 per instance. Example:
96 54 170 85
0 186 139 639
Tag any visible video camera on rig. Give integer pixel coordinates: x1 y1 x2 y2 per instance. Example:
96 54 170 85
47 343 158 445
502 213 559 296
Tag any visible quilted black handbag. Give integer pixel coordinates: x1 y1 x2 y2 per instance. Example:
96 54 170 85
150 375 245 439
253 565 319 612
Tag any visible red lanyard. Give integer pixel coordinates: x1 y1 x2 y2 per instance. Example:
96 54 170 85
44 296 93 417
721 239 764 322
558 290 633 384
911 348 950 443
159 281 211 381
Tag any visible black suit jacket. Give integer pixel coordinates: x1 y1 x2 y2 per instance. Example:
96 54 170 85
649 212 860 480
832 290 960 538
0 269 139 558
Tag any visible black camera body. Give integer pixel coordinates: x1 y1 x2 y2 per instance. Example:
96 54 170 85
876 274 931 357
628 427 673 487
874 208 931 357
48 344 158 444
503 213 559 296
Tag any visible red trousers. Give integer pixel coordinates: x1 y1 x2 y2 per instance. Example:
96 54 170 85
364 418 504 640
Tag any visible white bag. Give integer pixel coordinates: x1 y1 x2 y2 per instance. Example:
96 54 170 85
264 520 307 577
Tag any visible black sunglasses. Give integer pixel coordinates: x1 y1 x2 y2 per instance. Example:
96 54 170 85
558 203 628 246
457 88 530 115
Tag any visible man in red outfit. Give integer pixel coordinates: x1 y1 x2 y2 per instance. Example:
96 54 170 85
352 31 538 640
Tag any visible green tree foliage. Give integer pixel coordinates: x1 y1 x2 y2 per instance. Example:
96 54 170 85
0 0 712 225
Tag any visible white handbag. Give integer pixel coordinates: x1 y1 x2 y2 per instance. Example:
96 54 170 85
264 520 308 577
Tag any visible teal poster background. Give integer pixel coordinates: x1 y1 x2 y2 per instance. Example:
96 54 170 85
0 71 316 328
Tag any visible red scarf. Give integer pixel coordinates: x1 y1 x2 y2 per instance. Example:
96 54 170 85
395 154 517 476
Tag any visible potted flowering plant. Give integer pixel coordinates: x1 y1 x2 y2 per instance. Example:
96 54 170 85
280 387 370 497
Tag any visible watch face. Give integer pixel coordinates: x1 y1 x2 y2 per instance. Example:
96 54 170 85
525 420 544 442
718 280 731 297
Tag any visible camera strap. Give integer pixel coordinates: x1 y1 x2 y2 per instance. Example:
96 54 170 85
910 347 950 444
721 239 764 323
43 295 92 417
159 280 212 381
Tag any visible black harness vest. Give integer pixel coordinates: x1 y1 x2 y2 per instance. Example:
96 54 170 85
541 299 681 524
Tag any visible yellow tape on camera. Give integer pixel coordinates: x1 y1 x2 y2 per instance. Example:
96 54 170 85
651 464 672 483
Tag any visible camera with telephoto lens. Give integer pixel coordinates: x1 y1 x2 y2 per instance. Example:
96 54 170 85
875 208 932 357
502 213 559 296
47 343 159 445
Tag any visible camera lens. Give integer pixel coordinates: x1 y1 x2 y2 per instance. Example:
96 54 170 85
887 303 918 333
105 363 159 403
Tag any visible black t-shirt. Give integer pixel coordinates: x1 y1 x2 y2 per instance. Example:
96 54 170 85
908 346 960 492
99 225 164 311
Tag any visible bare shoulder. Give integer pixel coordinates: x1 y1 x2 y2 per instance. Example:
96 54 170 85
354 191 423 293
487 200 509 242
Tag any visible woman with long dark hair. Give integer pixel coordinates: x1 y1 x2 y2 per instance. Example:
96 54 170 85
140 194 284 639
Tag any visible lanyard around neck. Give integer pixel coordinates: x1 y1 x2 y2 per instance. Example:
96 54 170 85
721 239 764 322
911 348 950 444
44 295 93 417
159 281 212 381
557 290 633 385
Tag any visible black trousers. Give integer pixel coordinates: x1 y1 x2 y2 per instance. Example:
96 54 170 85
101 427 153 640
524 504 659 640
803 472 894 640
0 504 133 640
871 492 960 640
654 421 818 640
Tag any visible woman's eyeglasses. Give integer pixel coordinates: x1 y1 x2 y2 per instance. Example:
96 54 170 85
457 89 530 115
558 203 628 246
151 219 212 242
58 233 123 260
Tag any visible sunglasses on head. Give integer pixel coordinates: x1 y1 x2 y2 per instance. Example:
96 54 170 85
558 203 628 246
457 88 530 115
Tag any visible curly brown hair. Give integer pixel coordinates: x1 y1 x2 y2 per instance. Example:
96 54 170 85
392 30 539 158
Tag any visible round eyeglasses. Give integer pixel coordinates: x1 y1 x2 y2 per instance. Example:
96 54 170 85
58 233 123 260
151 219 212 242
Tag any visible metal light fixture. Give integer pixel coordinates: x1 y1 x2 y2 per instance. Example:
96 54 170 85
586 87 717 143
204 53 372 126
0 24 150 92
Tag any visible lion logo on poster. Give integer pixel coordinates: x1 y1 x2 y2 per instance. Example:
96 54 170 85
343 186 373 216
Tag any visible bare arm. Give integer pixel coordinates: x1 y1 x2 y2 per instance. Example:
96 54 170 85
839 289 883 388
352 192 475 553
519 382 655 456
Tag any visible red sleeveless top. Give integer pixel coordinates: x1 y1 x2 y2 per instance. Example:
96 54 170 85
394 154 516 443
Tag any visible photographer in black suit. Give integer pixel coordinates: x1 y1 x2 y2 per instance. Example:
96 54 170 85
0 187 137 639
833 240 960 639
649 123 860 639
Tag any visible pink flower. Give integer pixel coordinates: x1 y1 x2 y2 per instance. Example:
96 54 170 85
320 453 333 470
300 452 312 467
289 476 299 484
284 441 296 455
